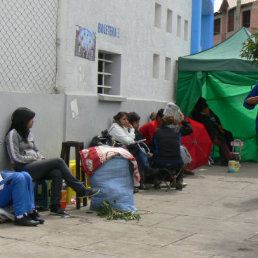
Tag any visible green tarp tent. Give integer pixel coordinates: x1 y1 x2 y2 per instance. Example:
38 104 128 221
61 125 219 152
176 27 258 161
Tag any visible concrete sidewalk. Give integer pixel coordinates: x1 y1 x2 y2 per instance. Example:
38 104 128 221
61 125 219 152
1 162 258 258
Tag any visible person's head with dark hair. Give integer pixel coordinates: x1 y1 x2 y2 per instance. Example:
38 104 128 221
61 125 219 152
156 108 164 127
148 112 156 121
113 111 129 127
194 97 208 111
194 97 210 115
8 107 35 141
156 109 164 119
128 112 141 130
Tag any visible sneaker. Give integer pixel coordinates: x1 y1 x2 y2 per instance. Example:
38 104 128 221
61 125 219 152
182 182 188 188
0 208 14 222
29 211 45 224
133 187 139 194
153 179 161 189
175 181 183 190
139 184 149 190
15 215 40 226
183 169 195 176
79 188 100 198
50 206 70 217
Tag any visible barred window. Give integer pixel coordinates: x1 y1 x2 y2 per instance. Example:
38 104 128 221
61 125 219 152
97 51 121 96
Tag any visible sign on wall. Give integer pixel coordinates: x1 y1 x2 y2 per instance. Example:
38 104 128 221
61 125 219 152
98 23 120 38
75 25 96 61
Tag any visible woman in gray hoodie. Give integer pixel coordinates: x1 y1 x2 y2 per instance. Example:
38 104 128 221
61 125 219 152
6 107 99 217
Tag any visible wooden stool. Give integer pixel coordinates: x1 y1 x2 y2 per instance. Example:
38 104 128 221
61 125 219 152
60 141 87 209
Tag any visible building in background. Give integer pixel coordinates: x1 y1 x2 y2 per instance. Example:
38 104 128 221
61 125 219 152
0 0 193 168
191 0 215 54
214 0 258 45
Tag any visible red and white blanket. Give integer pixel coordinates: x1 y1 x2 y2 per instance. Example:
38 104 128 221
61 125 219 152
80 146 140 182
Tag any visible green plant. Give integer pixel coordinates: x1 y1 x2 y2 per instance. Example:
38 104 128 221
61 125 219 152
97 200 141 221
241 28 258 66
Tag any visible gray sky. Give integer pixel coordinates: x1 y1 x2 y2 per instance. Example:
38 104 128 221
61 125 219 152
214 0 223 12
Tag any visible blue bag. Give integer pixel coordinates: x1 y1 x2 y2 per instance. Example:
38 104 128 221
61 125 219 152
89 156 137 212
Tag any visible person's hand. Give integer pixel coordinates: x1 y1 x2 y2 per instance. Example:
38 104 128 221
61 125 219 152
218 125 225 134
124 120 133 129
34 158 44 161
246 96 258 105
180 113 184 121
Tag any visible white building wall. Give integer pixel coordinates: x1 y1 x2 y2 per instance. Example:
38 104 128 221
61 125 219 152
56 0 192 101
0 0 192 169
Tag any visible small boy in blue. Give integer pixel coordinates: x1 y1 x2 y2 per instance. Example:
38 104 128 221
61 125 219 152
243 82 258 137
0 170 44 226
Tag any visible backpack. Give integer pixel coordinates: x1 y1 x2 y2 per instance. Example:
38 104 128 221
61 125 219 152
88 130 114 147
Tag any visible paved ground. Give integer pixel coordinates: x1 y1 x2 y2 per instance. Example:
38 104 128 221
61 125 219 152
1 162 258 258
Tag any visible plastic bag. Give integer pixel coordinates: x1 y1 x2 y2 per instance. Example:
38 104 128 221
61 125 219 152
180 145 192 165
163 102 183 123
89 156 137 212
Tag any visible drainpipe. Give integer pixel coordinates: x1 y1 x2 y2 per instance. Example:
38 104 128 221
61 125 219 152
191 0 202 54
235 0 241 30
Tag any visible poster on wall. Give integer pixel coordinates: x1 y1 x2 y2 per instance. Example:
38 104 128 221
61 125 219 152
75 25 96 61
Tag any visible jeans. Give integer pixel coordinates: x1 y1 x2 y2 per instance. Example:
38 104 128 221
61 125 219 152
0 171 34 217
16 158 86 206
134 149 149 183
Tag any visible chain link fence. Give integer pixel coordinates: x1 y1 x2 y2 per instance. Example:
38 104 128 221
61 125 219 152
0 0 58 94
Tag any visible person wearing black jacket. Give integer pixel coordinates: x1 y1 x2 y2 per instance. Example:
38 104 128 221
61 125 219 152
152 114 193 189
192 97 233 164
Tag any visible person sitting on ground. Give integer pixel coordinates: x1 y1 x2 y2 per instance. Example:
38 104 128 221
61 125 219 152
6 107 100 217
192 97 233 165
152 114 193 189
128 112 153 190
139 109 164 147
0 170 44 226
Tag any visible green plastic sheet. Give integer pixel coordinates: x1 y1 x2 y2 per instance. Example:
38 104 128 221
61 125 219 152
176 71 258 161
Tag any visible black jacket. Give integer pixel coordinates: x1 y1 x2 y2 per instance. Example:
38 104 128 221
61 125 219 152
192 109 221 141
153 120 193 164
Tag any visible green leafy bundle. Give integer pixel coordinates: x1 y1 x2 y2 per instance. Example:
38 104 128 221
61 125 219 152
97 200 141 221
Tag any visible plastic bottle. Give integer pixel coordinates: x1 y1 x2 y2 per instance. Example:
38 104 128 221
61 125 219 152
61 180 67 210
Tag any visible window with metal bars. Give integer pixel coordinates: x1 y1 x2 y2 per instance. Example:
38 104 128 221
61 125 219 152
97 51 121 95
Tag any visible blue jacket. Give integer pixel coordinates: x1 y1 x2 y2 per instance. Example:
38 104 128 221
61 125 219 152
243 83 258 131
